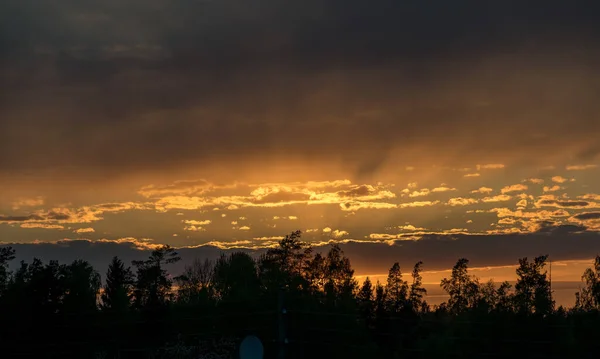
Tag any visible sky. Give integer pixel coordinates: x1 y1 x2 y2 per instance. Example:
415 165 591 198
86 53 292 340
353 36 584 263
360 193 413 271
1 1 600 290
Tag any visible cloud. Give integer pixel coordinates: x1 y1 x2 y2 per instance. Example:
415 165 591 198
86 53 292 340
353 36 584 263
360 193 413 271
543 185 561 192
572 212 600 221
182 219 212 232
183 226 207 232
5 226 600 282
398 201 440 208
409 189 431 197
322 227 332 233
536 199 598 209
20 223 65 230
447 197 478 206
183 220 212 226
481 195 512 203
552 176 569 183
239 226 251 231
431 186 457 193
476 164 505 170
11 197 44 210
1 0 600 191
138 180 215 198
74 227 95 234
581 194 600 201
464 173 481 178
471 187 493 194
526 178 544 184
566 165 598 171
331 230 349 239
501 184 528 194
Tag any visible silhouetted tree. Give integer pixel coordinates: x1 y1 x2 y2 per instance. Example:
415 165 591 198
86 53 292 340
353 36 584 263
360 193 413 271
514 255 553 315
175 257 214 305
101 256 135 313
213 252 260 303
440 258 480 314
575 255 600 310
62 259 101 314
409 261 427 312
132 245 181 310
322 244 357 309
0 246 15 298
357 277 375 324
385 262 409 313
259 230 312 293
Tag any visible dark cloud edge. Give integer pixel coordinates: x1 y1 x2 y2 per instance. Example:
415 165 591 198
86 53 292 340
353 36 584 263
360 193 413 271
2 229 600 278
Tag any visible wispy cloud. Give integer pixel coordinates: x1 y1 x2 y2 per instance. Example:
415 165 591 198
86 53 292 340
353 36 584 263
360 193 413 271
552 176 569 183
566 164 598 171
501 184 528 194
11 197 45 210
477 164 505 170
543 185 561 192
74 227 95 234
471 187 493 194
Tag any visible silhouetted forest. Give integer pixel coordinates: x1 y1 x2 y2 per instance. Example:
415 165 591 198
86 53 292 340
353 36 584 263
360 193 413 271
1 230 600 358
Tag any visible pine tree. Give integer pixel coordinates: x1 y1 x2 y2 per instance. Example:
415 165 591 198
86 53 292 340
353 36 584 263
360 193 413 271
132 245 181 310
357 277 374 323
101 256 134 313
409 261 427 311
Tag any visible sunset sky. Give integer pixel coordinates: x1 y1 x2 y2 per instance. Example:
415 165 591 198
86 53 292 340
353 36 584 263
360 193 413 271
1 1 600 289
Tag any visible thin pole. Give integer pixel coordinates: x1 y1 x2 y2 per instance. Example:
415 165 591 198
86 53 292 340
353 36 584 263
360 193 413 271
278 287 286 359
549 258 553 306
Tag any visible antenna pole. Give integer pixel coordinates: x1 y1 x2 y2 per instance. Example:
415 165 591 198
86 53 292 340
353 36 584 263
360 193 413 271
549 257 553 306
278 287 286 359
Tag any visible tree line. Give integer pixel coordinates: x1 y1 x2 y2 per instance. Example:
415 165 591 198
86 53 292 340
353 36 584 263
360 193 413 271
0 230 600 358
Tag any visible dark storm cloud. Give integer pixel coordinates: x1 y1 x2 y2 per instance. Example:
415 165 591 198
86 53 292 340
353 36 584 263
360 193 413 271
2 240 263 280
4 226 600 277
0 215 43 222
573 212 600 221
2 0 600 180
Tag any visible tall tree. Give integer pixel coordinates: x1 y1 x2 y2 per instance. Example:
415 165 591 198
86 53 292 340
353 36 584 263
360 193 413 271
101 256 135 313
213 252 260 303
322 244 357 308
409 261 427 312
514 255 553 315
175 258 214 305
385 262 408 313
61 259 101 314
575 255 600 310
440 258 480 314
132 245 181 310
258 230 312 292
0 246 15 298
357 277 375 324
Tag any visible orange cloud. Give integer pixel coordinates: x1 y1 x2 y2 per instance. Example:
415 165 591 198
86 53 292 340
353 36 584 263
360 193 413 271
11 197 45 210
543 185 561 192
551 176 568 183
431 186 457 193
477 164 505 170
471 187 493 194
447 197 478 206
481 195 512 203
20 223 64 230
74 227 95 234
566 164 598 171
501 184 528 194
